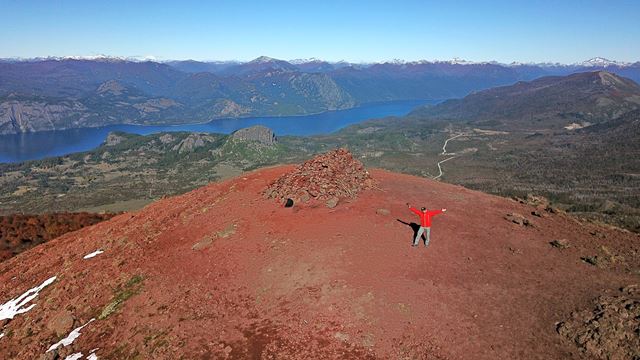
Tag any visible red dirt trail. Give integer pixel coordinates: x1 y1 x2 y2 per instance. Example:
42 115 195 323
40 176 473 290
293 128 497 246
0 165 638 359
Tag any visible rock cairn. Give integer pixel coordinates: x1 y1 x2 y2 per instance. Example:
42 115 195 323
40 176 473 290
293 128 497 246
264 148 373 208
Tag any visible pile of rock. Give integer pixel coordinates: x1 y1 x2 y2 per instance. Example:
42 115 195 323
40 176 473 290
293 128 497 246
557 285 640 359
264 148 373 208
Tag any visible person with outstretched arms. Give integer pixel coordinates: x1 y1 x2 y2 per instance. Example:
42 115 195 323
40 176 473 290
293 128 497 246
407 203 446 247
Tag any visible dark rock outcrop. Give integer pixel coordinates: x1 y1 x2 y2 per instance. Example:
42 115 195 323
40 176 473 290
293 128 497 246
232 125 277 146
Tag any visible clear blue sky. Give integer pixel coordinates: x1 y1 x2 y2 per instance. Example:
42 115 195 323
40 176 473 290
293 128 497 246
1 0 638 63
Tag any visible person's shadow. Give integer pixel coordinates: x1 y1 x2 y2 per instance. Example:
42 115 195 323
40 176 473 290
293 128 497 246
397 219 423 244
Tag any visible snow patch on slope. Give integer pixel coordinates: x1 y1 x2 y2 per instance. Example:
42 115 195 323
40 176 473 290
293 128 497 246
83 250 104 259
62 349 99 360
0 276 57 320
65 353 83 360
47 319 95 353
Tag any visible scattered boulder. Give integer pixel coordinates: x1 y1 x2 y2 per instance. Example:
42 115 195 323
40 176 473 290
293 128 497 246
545 206 561 214
525 194 549 208
216 224 237 238
232 125 277 146
264 148 373 208
531 210 547 218
514 194 561 215
376 208 391 216
549 239 570 249
557 285 640 360
299 192 311 203
508 246 523 255
104 132 125 147
326 197 339 209
515 194 549 208
46 310 75 337
581 256 600 266
192 235 215 251
504 213 533 227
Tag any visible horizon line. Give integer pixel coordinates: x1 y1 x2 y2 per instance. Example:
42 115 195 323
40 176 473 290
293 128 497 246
1 54 638 67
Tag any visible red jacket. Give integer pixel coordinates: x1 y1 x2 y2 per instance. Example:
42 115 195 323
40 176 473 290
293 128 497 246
409 207 443 227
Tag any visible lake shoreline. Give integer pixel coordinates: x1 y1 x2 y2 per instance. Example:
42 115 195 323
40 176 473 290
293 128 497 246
0 99 439 136
0 99 438 164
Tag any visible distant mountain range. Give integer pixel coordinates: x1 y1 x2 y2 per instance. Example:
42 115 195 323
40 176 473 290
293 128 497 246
1 56 639 134
410 71 640 129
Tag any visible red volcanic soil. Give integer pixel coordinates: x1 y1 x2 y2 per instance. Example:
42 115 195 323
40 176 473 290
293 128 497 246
0 212 116 262
0 162 638 359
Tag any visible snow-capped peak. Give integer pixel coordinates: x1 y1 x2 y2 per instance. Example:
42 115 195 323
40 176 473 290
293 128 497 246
507 61 565 67
289 57 323 64
249 56 281 63
390 58 407 65
2 54 162 63
447 57 475 65
415 58 490 66
578 57 630 67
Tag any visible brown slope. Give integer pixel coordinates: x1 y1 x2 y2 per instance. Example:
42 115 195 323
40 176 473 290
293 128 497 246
0 165 638 359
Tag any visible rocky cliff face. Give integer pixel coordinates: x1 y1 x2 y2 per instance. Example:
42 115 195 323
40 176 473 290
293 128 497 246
0 99 89 135
172 133 217 153
231 125 277 146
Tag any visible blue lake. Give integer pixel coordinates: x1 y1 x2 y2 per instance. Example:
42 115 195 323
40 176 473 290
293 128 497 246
0 99 435 163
